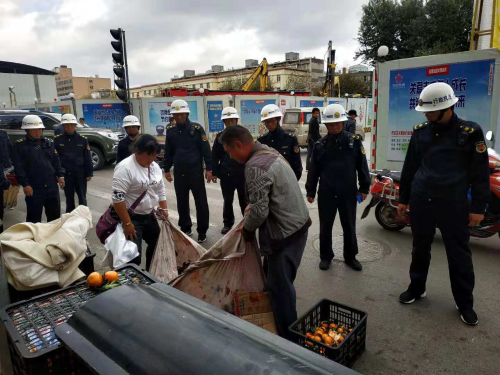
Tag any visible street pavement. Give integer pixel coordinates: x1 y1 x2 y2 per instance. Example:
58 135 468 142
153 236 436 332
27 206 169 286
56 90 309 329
2 150 499 375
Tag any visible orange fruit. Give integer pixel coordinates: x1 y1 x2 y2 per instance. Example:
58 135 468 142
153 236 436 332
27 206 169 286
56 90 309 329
104 271 119 282
305 332 313 338
324 336 333 345
329 323 336 328
322 334 329 341
306 341 314 347
338 336 344 342
87 272 103 287
321 323 328 329
337 328 344 334
313 336 322 342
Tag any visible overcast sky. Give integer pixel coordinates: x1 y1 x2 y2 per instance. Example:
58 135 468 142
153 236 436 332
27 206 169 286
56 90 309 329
1 0 369 88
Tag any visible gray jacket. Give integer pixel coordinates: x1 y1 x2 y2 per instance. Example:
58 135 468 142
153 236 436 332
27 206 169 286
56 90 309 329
344 117 356 134
243 142 311 254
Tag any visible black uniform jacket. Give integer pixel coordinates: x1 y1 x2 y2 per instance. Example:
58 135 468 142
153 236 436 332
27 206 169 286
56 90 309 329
162 120 212 174
306 131 370 199
257 126 302 180
212 131 245 179
54 132 93 177
12 136 64 188
399 114 490 214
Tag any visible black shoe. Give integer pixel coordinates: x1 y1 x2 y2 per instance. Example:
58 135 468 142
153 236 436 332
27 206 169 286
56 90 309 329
197 234 207 243
182 229 193 236
345 257 363 271
459 308 478 326
319 260 331 270
399 289 427 304
221 226 231 235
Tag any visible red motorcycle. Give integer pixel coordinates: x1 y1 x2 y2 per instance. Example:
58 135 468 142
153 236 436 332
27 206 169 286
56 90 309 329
361 148 500 239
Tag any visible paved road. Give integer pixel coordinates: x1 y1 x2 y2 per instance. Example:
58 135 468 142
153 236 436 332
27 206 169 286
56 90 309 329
2 150 499 375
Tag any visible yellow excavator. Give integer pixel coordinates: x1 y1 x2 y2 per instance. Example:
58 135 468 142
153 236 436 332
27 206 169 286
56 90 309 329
241 58 269 91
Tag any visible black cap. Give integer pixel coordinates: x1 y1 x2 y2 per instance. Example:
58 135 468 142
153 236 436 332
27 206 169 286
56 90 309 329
348 110 357 116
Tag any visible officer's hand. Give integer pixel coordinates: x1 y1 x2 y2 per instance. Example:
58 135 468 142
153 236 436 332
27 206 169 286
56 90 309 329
469 213 484 227
360 193 367 202
87 177 92 182
211 176 218 183
58 178 65 189
397 204 407 217
206 171 213 183
165 173 173 183
124 223 137 240
23 186 33 197
244 205 250 215
307 197 315 204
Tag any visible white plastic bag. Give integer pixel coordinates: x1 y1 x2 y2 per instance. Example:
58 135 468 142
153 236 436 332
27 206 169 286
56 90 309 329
102 223 139 268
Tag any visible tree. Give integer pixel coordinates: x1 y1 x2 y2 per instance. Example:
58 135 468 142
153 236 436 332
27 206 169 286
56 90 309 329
285 72 311 91
338 73 371 97
355 0 474 65
218 76 241 90
248 77 275 92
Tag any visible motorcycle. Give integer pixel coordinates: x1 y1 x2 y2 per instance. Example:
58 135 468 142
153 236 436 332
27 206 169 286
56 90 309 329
361 134 500 239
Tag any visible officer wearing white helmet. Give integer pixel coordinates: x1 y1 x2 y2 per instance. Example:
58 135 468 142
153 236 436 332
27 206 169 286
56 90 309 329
398 82 490 325
54 114 93 213
257 104 302 180
117 115 141 164
162 99 212 243
11 115 65 223
211 107 247 234
306 104 370 272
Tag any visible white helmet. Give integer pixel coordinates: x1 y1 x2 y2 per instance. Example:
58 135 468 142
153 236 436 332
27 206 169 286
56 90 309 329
415 82 458 112
260 104 281 122
61 114 78 125
170 99 190 114
322 104 348 123
122 115 141 128
21 115 45 130
221 107 239 121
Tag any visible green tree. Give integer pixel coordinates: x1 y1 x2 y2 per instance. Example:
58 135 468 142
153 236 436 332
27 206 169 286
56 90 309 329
355 0 474 65
218 76 241 90
338 73 371 97
285 72 311 91
248 77 275 91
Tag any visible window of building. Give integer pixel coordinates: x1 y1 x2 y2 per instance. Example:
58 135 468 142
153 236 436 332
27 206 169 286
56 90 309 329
277 75 281 82
149 90 151 95
90 85 94 89
144 91 147 95
200 84 203 88
207 83 210 89
154 89 157 94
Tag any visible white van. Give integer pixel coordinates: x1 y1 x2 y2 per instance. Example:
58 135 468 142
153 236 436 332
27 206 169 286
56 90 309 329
282 108 328 148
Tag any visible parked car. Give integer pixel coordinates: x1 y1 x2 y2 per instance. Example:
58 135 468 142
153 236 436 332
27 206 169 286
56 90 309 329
282 108 365 147
0 110 118 170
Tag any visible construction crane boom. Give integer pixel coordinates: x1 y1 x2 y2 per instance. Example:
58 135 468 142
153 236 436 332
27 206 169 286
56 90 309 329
242 58 268 91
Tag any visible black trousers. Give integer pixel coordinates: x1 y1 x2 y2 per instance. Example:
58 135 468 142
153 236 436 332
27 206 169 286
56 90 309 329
25 185 61 224
266 229 308 339
318 190 358 261
220 175 246 228
64 172 88 213
173 171 209 234
130 212 160 271
0 189 3 233
408 198 475 310
306 140 314 171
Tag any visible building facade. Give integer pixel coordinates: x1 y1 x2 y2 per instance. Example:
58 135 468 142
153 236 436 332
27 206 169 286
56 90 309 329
0 61 57 108
53 65 111 99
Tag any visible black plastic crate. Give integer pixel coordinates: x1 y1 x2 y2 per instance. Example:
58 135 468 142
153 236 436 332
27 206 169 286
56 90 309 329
0 264 157 375
289 299 367 368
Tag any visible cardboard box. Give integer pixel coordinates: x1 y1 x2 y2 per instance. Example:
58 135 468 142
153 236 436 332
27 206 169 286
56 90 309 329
241 312 278 335
234 291 278 334
234 291 272 316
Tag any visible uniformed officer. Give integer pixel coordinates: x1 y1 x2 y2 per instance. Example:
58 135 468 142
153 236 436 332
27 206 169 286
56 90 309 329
211 107 246 234
54 114 93 213
397 82 490 326
162 99 212 243
0 129 13 233
306 104 370 272
12 115 65 223
257 104 302 180
117 115 142 164
344 110 357 134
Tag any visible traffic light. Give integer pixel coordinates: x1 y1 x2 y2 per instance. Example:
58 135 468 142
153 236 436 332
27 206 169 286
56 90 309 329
110 28 131 113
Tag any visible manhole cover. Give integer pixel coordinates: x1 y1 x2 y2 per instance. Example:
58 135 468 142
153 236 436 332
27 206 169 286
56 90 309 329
312 234 386 262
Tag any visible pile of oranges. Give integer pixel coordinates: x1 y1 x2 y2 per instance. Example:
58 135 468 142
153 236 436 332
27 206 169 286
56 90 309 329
87 271 119 289
305 321 353 348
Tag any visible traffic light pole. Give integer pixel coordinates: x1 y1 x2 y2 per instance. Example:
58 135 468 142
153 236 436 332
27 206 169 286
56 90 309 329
122 29 132 114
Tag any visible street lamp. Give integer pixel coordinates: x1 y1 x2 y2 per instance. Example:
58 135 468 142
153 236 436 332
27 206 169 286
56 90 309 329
199 88 205 95
290 91 295 96
68 93 76 116
34 98 38 111
372 45 389 170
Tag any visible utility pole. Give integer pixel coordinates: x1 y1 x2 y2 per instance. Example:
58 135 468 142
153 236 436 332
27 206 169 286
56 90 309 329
327 41 336 97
